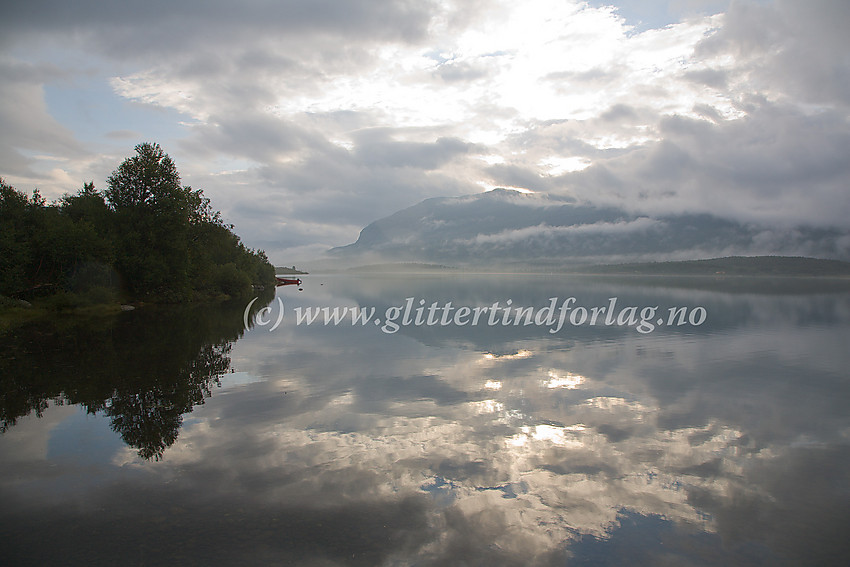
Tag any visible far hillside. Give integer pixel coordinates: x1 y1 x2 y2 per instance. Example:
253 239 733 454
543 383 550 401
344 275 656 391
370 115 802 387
346 263 457 273
568 256 850 277
274 266 309 275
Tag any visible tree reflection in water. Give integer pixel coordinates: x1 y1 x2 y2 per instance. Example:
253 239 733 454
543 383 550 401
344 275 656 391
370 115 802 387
0 289 273 460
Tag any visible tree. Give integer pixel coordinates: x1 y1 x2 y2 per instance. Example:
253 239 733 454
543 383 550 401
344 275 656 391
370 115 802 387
61 182 109 223
105 143 193 297
105 143 182 213
2 144 275 303
0 178 33 294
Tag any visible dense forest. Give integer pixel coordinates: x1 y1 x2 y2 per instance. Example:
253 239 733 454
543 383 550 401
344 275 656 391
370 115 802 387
1 143 275 307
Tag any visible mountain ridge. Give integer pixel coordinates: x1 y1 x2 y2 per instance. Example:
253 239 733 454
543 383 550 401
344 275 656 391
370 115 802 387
328 189 850 267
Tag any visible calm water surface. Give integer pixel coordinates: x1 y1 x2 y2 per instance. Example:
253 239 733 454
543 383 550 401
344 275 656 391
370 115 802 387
2 275 850 566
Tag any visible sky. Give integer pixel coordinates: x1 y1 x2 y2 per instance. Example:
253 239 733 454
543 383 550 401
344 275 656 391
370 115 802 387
2 0 849 263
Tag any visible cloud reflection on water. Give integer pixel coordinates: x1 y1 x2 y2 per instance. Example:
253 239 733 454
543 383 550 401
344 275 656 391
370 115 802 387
1 275 849 565
152 277 850 563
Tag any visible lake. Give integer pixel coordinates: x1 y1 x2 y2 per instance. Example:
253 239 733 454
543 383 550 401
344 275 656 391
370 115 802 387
2 274 850 566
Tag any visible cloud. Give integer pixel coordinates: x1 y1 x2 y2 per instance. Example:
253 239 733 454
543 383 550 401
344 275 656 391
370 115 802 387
1 1 849 262
352 134 478 169
697 0 850 108
0 59 90 185
1 0 436 56
465 218 664 246
562 102 850 227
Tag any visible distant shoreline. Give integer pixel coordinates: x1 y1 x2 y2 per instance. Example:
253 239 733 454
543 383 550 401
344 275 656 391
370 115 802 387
312 256 850 278
274 267 309 275
559 256 850 277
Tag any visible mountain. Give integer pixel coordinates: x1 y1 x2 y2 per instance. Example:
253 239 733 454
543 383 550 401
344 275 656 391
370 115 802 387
328 189 850 268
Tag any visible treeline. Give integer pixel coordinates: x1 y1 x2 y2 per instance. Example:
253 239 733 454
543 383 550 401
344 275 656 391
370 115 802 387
1 143 275 305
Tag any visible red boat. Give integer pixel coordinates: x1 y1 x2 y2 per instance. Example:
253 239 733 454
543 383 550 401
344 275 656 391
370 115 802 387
276 277 302 286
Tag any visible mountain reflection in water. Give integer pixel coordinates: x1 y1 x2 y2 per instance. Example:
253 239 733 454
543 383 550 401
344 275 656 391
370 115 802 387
1 275 849 566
